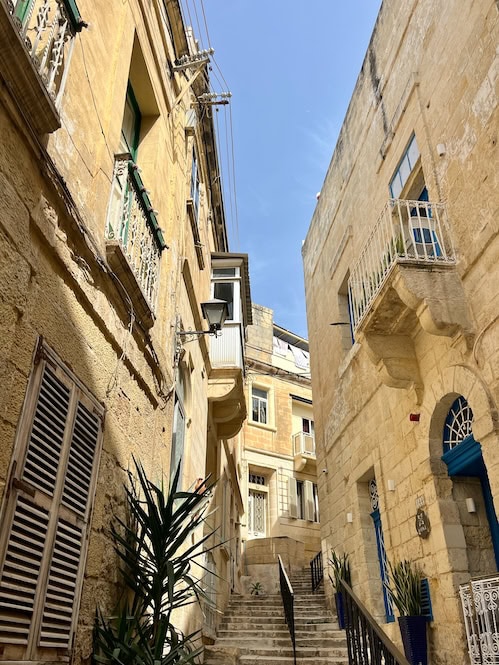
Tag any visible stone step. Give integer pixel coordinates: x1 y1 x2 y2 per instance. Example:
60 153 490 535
217 623 341 637
215 636 347 648
238 655 348 664
213 645 348 658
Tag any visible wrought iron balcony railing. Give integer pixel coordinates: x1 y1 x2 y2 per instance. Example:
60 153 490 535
292 431 315 457
5 0 85 107
348 198 456 332
105 156 167 315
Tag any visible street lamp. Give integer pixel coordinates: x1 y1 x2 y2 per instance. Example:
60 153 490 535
177 299 229 340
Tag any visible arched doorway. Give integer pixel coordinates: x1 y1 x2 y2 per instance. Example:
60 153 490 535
441 396 499 571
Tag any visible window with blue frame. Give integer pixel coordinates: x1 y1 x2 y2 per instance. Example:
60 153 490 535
389 134 420 199
443 396 474 452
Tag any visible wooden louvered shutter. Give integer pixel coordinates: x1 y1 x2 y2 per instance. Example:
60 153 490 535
288 477 298 519
0 350 103 660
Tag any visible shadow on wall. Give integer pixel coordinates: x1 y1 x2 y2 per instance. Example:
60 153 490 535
0 107 170 664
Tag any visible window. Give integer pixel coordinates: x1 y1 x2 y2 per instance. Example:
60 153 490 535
288 478 319 522
213 281 234 320
389 134 420 198
252 387 268 424
190 149 201 222
249 473 266 486
120 83 141 160
211 265 241 323
338 271 355 350
302 418 314 435
0 342 104 660
170 370 187 489
443 396 474 452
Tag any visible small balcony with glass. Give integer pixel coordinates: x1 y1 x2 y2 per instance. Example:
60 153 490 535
207 253 252 440
0 0 85 134
292 419 315 472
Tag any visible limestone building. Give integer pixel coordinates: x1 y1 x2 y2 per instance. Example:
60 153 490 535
0 0 249 661
239 304 320 589
303 0 499 662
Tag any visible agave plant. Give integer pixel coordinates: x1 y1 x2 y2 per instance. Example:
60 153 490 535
328 551 351 591
93 458 218 665
384 559 423 617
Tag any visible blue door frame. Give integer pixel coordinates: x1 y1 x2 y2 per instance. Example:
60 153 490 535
442 435 499 568
371 508 395 622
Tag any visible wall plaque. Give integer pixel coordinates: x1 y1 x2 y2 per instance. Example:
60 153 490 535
415 508 431 538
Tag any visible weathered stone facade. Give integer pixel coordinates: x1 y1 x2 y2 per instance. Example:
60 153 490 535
303 0 499 662
0 0 249 662
239 304 320 593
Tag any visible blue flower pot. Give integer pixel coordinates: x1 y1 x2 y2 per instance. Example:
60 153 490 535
398 615 428 665
335 591 346 629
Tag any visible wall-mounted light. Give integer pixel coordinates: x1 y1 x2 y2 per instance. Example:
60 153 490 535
346 512 353 523
175 299 229 364
178 299 229 339
387 479 396 492
466 498 477 514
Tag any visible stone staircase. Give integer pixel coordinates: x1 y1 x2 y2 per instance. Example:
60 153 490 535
204 568 348 664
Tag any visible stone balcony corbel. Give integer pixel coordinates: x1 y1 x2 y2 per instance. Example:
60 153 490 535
359 331 423 401
208 368 246 440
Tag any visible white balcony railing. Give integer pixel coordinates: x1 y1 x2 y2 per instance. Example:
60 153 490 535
6 0 84 106
348 199 455 331
105 156 166 313
209 322 244 370
460 575 499 664
293 431 315 457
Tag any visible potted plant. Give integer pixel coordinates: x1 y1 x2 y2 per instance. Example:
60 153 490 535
384 560 427 665
328 551 351 629
250 581 264 596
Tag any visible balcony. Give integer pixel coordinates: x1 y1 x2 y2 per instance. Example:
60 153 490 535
105 155 167 327
0 0 84 134
348 199 471 392
207 253 252 441
293 431 316 472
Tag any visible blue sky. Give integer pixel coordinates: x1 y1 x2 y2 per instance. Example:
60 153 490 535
193 1 382 338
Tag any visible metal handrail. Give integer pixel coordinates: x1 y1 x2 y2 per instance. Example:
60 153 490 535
340 579 410 665
278 555 296 665
310 550 323 592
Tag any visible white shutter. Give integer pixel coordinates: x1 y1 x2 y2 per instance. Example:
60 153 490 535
288 477 298 519
304 480 314 522
0 351 103 658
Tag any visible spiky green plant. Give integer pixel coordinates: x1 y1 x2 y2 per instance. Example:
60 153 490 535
93 458 218 665
384 560 423 617
328 551 351 592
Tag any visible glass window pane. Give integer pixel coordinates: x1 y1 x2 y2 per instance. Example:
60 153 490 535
407 135 420 169
213 282 234 320
213 267 237 277
253 387 267 399
398 156 411 189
